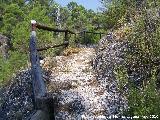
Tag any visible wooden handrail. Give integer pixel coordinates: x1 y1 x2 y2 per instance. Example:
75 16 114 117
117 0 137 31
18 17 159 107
30 20 75 52
77 30 105 44
29 20 56 119
36 22 75 34
37 41 69 51
29 20 106 119
78 30 105 35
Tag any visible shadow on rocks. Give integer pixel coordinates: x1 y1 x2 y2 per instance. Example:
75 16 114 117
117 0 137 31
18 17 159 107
0 69 34 120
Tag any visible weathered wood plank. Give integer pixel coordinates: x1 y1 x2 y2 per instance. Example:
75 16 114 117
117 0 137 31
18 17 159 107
29 20 55 120
29 30 47 107
64 31 69 47
86 31 105 34
36 23 75 34
37 42 69 52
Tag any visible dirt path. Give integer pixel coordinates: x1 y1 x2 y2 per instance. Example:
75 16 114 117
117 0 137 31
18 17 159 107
0 41 127 119
41 48 108 119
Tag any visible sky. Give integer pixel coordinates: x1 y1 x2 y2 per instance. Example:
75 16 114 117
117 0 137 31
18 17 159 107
54 0 102 12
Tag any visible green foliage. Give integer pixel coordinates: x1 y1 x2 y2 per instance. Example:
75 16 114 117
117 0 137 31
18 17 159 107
65 1 104 32
101 0 127 29
124 4 160 116
126 70 160 116
0 51 28 85
115 65 128 92
0 0 104 85
66 2 87 31
12 2 54 53
0 1 54 85
126 1 160 75
115 66 160 117
1 3 24 38
103 0 160 117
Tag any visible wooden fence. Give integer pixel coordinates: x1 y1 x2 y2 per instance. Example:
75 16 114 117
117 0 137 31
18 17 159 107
29 20 76 120
28 20 105 120
78 30 105 45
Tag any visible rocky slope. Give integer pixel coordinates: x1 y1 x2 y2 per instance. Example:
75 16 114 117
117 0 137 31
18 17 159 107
41 39 128 119
0 70 34 120
0 35 128 119
42 48 105 119
94 34 128 117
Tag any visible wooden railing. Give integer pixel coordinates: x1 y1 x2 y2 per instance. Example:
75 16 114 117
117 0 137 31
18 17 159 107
29 20 77 120
34 21 76 52
80 30 105 39
29 20 105 120
78 30 105 45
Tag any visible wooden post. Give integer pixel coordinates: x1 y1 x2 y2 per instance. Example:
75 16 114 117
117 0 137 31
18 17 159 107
64 31 69 47
100 33 102 39
29 20 47 108
74 33 79 47
29 20 55 120
83 30 86 45
74 33 77 42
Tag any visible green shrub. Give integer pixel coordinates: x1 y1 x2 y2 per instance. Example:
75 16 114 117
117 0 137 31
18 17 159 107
126 70 160 116
115 66 160 118
0 51 28 86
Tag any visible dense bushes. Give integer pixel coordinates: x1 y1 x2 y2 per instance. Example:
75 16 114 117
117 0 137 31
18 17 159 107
0 51 28 85
0 1 55 85
115 66 160 117
102 0 160 116
0 1 104 85
125 5 160 115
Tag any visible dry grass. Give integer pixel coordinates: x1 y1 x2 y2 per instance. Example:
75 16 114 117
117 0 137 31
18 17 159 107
41 57 57 70
47 81 72 92
88 79 99 87
62 47 82 56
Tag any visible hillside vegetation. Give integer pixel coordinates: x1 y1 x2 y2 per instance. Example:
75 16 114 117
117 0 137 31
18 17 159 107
101 0 160 117
0 0 160 118
0 0 104 84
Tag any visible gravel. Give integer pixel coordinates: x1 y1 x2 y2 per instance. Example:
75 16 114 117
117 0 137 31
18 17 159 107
93 34 128 117
0 69 34 120
0 33 129 120
43 37 128 119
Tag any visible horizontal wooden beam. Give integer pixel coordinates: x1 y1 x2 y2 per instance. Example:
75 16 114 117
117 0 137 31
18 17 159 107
77 31 105 35
36 23 75 34
37 42 69 51
86 31 105 34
